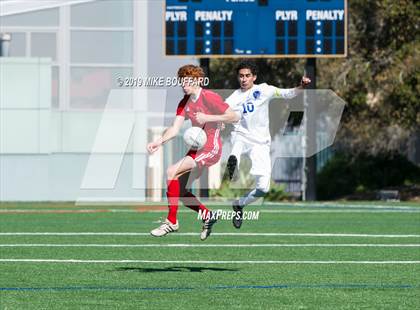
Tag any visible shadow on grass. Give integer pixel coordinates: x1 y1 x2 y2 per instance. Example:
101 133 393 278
114 266 239 273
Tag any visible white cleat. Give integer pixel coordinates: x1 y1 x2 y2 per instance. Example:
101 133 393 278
150 219 179 237
200 211 218 241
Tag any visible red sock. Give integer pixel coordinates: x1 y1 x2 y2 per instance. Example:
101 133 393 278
180 192 209 220
166 179 179 224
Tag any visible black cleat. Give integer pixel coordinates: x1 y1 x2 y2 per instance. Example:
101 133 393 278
226 155 238 181
232 200 243 229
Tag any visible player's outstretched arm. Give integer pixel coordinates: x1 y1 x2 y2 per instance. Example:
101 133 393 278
194 107 240 125
147 115 184 154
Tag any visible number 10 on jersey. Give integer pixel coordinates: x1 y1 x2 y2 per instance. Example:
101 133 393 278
242 102 255 114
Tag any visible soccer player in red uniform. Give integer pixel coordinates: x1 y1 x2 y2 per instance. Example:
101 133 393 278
147 65 240 240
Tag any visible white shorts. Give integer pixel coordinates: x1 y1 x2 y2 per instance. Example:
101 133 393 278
230 135 271 177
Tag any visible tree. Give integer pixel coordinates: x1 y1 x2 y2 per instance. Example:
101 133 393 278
209 0 420 157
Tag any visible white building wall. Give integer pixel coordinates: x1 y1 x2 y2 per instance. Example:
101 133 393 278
0 1 197 202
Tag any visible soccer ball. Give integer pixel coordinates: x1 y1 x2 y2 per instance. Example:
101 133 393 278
183 126 207 150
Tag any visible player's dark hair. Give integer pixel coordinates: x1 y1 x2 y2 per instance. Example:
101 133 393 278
236 60 258 76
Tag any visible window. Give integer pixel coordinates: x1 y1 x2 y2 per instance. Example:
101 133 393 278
1 8 59 109
71 1 133 27
71 31 132 64
8 33 26 56
0 8 59 27
70 67 132 109
69 0 134 109
31 33 57 61
1 1 135 110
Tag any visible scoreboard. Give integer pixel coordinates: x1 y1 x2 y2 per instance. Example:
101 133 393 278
165 0 347 57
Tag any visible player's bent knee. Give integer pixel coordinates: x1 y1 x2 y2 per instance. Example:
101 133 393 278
254 189 268 197
166 166 177 180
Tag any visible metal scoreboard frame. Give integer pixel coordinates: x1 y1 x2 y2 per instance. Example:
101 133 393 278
164 0 347 58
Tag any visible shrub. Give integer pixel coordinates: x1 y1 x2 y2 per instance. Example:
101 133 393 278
316 152 420 200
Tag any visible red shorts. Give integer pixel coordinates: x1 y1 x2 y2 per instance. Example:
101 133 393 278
187 145 222 169
186 126 222 169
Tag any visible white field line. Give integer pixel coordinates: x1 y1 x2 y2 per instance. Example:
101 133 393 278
0 259 419 264
263 202 420 210
1 209 420 214
0 243 419 248
0 232 419 238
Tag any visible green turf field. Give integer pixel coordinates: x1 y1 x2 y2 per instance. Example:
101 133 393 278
0 202 419 309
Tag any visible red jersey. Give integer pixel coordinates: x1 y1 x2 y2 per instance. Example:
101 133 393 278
176 89 229 167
